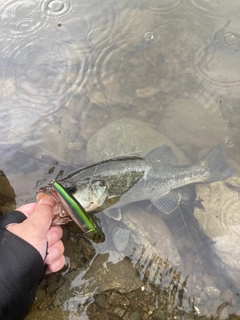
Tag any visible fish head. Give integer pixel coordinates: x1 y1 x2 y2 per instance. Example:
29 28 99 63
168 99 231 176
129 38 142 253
61 180 109 213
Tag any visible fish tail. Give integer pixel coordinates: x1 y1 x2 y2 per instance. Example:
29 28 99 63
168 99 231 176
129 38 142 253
200 144 235 182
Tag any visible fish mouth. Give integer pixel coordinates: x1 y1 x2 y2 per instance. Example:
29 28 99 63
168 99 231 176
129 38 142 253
37 182 105 243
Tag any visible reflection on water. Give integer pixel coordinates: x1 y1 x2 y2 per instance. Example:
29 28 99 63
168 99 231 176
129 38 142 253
1 0 240 319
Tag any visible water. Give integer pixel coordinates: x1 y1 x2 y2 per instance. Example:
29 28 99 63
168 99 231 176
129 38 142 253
1 0 240 319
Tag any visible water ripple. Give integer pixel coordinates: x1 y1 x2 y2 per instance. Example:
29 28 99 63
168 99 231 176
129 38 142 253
195 180 240 272
13 19 38 38
0 0 37 18
148 0 182 14
187 0 224 15
58 12 95 42
141 28 160 44
39 0 74 17
89 43 179 110
8 37 88 112
86 27 116 50
194 20 240 93
212 20 240 53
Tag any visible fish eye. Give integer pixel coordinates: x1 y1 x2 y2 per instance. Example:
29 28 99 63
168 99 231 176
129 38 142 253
62 181 76 193
66 185 76 193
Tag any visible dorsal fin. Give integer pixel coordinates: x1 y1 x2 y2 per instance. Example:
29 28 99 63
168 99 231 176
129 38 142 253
144 145 178 165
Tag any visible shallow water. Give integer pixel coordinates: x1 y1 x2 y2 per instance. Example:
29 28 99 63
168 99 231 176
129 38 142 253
1 0 240 319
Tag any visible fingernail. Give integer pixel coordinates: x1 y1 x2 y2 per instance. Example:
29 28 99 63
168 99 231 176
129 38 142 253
38 194 55 206
37 193 45 201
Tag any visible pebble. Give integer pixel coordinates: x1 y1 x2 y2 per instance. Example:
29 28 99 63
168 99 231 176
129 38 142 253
112 226 131 252
204 286 221 300
95 294 106 308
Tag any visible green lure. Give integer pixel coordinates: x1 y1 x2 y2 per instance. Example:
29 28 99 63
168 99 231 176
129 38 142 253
52 181 105 243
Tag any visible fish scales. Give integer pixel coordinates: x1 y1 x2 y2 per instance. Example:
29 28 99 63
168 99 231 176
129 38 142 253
40 144 234 217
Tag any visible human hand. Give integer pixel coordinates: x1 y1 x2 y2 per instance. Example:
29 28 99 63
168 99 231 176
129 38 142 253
7 194 65 274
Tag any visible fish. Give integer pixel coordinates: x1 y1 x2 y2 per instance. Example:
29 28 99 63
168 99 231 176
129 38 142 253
40 181 105 243
38 144 234 220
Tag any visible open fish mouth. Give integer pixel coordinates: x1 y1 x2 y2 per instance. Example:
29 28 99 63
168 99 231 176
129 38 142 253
38 181 105 243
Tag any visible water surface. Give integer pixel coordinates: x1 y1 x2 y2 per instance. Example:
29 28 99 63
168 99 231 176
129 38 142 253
1 0 240 319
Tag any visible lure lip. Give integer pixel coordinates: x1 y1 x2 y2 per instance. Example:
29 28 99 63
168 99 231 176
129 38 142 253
38 180 105 243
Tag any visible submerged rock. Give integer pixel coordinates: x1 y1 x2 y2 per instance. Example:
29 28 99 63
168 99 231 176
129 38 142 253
80 253 143 295
194 176 240 285
86 117 188 163
112 226 131 252
53 253 143 313
121 205 180 268
159 98 227 155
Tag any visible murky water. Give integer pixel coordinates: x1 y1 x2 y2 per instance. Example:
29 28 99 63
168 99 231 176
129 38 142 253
1 0 240 319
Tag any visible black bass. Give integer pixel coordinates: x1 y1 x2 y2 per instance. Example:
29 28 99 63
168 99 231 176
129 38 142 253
40 144 234 219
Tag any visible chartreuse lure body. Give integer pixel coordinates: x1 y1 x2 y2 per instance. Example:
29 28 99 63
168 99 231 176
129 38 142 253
52 181 105 243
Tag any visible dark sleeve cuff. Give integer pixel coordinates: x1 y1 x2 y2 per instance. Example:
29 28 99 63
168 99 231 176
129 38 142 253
0 210 27 227
0 211 45 320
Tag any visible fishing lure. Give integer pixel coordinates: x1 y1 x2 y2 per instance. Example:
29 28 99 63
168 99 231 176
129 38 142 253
39 181 105 243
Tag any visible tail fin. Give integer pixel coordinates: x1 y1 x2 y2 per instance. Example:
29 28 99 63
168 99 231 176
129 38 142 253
200 144 235 183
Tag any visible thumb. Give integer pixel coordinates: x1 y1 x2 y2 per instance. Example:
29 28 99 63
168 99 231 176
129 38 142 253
27 194 56 233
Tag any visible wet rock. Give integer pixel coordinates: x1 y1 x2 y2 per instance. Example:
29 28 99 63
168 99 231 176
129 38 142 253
194 176 240 281
53 270 80 308
79 253 143 295
204 286 221 300
25 309 67 320
112 226 131 252
129 311 141 320
86 117 189 163
152 309 167 320
121 205 181 269
95 294 106 308
0 170 16 214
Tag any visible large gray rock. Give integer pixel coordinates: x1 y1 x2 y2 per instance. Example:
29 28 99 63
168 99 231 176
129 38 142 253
86 117 188 163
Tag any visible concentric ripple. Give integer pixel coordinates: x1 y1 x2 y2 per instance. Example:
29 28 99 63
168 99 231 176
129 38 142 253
38 0 74 17
194 180 240 271
212 20 240 53
147 18 194 55
141 28 160 44
194 20 240 93
88 41 180 110
187 0 224 14
57 12 95 42
13 19 37 38
148 0 182 14
86 27 116 50
8 38 88 111
0 0 37 18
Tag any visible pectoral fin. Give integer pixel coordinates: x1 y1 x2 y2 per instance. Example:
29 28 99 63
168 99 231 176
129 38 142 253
150 190 180 214
104 208 122 220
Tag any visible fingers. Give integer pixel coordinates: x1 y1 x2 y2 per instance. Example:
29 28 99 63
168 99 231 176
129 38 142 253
46 255 65 274
45 240 64 264
45 240 65 273
45 225 65 273
47 226 63 247
16 203 37 217
26 195 56 233
12 195 66 274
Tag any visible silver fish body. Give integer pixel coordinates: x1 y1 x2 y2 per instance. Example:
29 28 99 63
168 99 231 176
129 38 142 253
56 144 234 216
